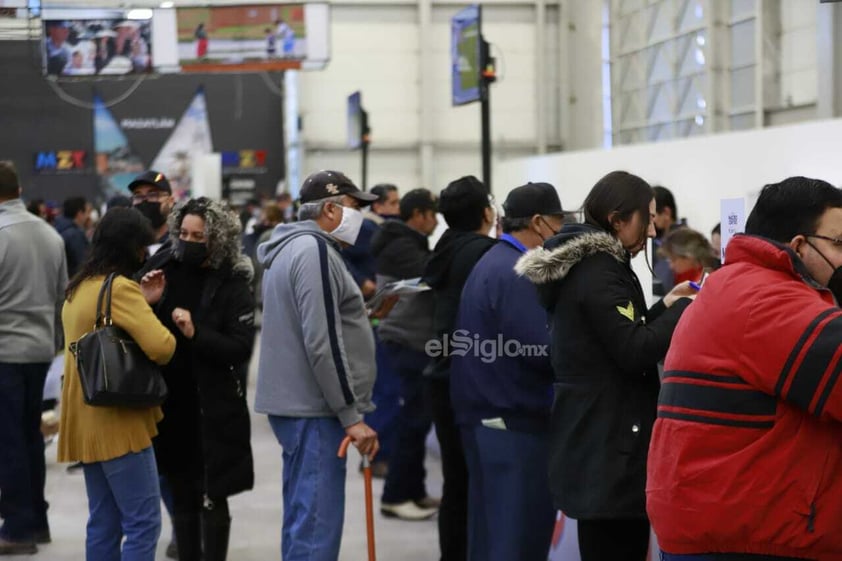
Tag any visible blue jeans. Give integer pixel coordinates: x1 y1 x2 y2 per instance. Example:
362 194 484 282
0 362 49 542
82 446 161 561
381 342 432 504
461 424 555 561
269 416 346 561
364 329 400 462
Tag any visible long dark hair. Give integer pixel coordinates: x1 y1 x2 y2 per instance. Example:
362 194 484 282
66 207 155 299
584 171 654 248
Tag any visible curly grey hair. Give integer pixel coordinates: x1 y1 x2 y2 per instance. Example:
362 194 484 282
168 197 243 269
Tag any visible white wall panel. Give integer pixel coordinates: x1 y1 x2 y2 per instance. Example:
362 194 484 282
496 117 842 237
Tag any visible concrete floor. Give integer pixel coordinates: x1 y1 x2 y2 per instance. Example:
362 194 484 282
17 347 442 561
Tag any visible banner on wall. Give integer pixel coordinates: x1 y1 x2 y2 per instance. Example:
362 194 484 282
93 94 146 200
150 87 213 199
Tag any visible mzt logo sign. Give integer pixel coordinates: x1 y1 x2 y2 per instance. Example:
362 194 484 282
221 150 268 174
33 150 87 174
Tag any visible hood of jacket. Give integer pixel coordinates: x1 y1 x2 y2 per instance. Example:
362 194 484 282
256 220 338 269
370 219 427 258
424 229 491 288
515 223 626 285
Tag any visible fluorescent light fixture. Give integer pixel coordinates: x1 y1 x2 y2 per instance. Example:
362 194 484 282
127 8 153 20
159 1 174 8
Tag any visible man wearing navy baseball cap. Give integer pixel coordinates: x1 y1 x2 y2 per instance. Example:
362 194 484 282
254 170 381 561
451 181 564 561
128 170 174 255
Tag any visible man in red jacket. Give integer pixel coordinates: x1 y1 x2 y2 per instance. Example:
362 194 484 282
647 176 842 561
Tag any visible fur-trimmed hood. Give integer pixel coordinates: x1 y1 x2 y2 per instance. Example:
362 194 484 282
515 223 626 285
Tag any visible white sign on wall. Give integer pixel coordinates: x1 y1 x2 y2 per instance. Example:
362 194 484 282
720 198 746 264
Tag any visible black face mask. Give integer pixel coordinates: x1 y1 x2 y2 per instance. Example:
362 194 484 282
135 201 167 229
805 240 842 302
176 239 208 267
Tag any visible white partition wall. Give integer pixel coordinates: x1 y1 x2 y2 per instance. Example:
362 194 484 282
495 117 842 236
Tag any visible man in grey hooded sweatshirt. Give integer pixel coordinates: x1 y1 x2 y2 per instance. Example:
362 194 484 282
255 170 380 561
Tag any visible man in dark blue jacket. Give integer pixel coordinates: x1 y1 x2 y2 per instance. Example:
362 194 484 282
451 182 563 561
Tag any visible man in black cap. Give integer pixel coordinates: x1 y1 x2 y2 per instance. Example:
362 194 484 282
422 175 496 561
128 170 175 256
449 182 563 561
254 170 383 561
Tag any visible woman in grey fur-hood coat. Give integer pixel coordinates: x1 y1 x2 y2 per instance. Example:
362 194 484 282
139 197 256 560
515 171 693 560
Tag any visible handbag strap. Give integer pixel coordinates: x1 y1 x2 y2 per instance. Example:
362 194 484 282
95 273 117 328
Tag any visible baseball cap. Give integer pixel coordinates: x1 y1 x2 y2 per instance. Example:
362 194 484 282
502 182 563 219
128 171 172 194
299 170 377 206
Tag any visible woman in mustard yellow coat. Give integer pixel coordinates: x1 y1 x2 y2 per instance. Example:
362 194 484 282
58 207 176 561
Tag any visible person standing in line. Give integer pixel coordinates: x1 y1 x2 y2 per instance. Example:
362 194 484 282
58 207 176 561
255 170 381 561
652 185 680 296
452 182 564 561
371 188 441 520
648 177 842 561
517 171 695 561
0 161 67 555
343 182 399 477
423 175 496 561
54 196 92 278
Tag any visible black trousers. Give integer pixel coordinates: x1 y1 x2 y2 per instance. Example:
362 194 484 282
0 362 50 542
169 474 230 561
578 518 651 561
427 377 468 561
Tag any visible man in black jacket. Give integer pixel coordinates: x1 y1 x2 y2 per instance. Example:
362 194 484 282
371 188 440 521
423 176 496 561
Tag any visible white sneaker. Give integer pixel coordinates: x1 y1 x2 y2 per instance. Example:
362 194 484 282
380 500 438 521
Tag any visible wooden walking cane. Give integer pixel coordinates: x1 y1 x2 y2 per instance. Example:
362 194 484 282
338 435 377 561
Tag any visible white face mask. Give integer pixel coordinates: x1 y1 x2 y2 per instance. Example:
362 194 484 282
330 204 364 245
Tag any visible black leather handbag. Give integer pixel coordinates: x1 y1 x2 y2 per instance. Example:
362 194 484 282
69 273 168 407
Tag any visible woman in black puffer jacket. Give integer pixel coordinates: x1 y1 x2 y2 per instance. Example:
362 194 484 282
516 171 695 561
139 197 255 561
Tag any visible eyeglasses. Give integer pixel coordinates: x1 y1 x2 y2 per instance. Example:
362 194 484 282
131 192 165 204
804 233 842 247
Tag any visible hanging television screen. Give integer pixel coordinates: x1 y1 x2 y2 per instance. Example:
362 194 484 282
174 3 329 71
42 10 152 76
451 4 482 106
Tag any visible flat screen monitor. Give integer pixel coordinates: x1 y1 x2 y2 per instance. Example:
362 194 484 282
451 4 481 106
42 10 152 76
174 3 329 71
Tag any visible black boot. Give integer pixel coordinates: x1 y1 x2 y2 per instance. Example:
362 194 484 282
171 513 201 561
201 502 231 561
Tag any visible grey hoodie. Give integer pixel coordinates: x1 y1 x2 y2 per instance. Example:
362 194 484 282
254 221 376 427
